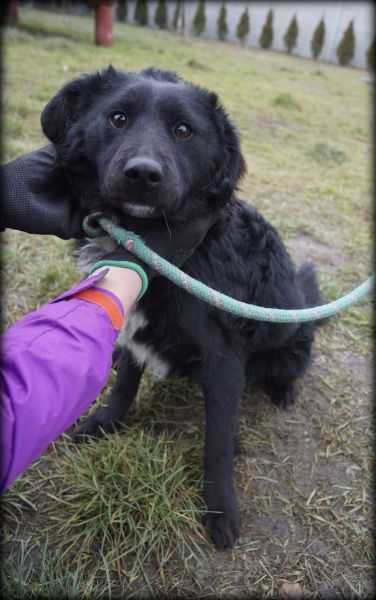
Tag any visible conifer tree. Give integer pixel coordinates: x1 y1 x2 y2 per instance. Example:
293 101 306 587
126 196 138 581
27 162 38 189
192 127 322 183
366 38 375 71
311 18 326 60
336 20 355 66
155 0 167 29
217 2 228 42
284 14 298 54
172 0 182 30
117 0 127 22
134 0 148 27
193 0 206 37
259 9 273 50
236 7 250 47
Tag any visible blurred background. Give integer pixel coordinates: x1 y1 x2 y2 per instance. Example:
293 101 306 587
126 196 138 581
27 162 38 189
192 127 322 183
3 1 375 69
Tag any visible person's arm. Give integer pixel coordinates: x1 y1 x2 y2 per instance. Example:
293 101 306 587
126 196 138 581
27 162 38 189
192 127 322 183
0 204 217 492
0 268 142 493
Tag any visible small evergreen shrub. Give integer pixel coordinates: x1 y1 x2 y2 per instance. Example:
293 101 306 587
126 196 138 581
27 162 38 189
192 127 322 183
193 0 206 37
172 0 182 31
366 39 375 71
236 7 250 46
134 0 148 27
284 14 298 54
259 9 273 50
336 20 355 66
155 0 167 29
217 2 228 42
311 17 326 60
117 0 127 22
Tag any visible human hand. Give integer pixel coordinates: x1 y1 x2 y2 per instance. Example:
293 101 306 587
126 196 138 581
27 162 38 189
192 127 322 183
1 145 84 239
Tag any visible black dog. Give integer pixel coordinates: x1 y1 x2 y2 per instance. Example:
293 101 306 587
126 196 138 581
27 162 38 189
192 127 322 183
41 67 323 549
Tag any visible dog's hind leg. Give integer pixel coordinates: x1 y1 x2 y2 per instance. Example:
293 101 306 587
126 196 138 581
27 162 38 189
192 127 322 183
254 323 314 410
73 348 144 440
269 381 296 409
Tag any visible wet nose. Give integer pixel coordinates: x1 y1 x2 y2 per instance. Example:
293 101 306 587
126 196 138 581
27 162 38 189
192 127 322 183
123 157 163 188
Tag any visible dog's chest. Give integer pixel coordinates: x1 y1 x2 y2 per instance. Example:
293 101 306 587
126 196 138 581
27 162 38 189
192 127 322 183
117 308 171 379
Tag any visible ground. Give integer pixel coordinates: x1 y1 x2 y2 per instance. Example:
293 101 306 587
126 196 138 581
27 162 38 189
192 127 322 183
2 8 373 599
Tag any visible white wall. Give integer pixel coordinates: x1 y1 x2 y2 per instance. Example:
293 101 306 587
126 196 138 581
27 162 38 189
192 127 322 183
126 1 373 69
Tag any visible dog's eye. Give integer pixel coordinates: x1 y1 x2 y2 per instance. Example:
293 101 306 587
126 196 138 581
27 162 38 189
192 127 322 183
174 123 193 140
109 112 128 129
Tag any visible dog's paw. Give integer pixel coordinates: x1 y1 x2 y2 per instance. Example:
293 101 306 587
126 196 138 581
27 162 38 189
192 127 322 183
72 410 121 442
203 504 240 549
270 383 295 410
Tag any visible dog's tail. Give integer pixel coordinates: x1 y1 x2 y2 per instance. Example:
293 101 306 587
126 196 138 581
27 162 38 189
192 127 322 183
297 262 328 327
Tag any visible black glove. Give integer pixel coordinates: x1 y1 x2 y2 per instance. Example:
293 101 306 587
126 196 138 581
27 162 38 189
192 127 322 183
88 211 219 287
1 145 84 239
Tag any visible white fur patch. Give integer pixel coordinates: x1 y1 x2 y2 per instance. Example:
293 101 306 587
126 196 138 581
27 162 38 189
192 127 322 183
76 237 118 274
118 308 171 380
122 202 158 218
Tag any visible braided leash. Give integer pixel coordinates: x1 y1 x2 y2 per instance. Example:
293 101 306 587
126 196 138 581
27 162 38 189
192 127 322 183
83 215 373 324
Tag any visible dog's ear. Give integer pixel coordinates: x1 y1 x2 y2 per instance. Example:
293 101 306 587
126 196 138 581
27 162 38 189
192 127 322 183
208 100 246 203
41 66 119 144
141 67 181 84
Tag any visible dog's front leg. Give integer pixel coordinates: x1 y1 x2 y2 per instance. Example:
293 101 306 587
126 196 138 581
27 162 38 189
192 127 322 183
200 353 245 549
74 347 143 440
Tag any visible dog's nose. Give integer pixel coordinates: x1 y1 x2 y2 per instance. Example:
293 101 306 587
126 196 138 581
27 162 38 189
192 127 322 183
123 157 163 188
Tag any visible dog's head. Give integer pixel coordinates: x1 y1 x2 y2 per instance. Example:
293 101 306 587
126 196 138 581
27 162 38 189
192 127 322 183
41 66 246 223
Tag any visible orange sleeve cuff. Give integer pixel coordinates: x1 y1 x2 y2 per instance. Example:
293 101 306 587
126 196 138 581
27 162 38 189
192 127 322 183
73 288 124 331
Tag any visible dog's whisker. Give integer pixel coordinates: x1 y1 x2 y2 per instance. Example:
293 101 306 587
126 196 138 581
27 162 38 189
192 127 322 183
162 210 173 239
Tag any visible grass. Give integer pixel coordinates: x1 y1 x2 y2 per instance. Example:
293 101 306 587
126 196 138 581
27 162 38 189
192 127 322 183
2 7 373 599
3 431 206 597
272 93 302 111
306 142 348 165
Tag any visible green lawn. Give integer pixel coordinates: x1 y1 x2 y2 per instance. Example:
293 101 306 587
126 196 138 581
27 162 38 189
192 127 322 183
2 8 373 598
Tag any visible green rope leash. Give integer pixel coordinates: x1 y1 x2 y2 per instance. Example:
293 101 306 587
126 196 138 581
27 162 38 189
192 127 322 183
84 215 374 324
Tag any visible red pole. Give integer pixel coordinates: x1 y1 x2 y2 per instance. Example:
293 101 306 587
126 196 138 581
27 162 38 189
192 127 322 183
2 0 18 25
94 1 114 47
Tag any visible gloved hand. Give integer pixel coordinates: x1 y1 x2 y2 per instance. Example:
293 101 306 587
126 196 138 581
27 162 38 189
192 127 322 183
1 145 84 239
88 211 219 296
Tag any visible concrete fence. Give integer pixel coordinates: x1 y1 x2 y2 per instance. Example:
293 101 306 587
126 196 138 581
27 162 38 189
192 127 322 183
125 1 373 70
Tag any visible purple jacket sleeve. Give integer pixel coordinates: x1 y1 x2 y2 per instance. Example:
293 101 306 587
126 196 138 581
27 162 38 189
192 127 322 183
0 273 124 493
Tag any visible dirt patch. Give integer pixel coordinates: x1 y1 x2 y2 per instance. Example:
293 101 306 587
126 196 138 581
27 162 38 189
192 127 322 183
335 350 372 389
287 233 346 271
190 342 373 597
256 116 303 131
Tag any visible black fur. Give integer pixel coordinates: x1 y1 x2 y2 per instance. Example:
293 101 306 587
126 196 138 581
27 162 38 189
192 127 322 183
42 67 324 549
